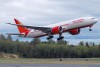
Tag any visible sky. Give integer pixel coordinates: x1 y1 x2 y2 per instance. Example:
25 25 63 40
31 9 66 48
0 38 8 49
0 0 100 45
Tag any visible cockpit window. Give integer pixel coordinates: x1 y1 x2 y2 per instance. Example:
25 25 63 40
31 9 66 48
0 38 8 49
92 18 95 19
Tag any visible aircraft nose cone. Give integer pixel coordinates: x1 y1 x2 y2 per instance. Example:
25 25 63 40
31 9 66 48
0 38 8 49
94 19 98 23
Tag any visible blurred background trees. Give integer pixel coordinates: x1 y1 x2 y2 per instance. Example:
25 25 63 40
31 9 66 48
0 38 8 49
0 34 100 58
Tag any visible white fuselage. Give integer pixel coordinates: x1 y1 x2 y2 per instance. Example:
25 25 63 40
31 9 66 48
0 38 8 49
25 17 97 38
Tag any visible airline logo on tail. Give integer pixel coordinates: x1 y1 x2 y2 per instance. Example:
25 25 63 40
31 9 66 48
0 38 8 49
14 19 30 36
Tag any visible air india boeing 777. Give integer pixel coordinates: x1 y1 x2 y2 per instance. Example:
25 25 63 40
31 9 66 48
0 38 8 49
7 17 97 40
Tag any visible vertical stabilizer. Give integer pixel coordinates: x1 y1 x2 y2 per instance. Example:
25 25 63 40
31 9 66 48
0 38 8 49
14 19 29 34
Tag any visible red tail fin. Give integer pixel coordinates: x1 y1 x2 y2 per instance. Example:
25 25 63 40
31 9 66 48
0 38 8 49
14 19 29 34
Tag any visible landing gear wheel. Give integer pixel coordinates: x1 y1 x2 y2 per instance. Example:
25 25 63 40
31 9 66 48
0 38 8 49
89 28 92 31
47 35 53 40
60 36 64 39
47 37 50 40
57 36 64 40
57 38 61 40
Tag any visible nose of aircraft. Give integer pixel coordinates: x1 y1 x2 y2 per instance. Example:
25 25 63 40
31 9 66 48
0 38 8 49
93 18 98 23
91 17 98 23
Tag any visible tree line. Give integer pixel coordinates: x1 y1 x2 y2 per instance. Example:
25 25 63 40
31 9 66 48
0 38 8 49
0 34 100 58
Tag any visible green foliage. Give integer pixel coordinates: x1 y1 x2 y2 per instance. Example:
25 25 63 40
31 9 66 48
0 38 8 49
0 34 100 58
7 35 12 41
47 39 55 44
57 40 68 45
30 38 41 45
0 34 6 40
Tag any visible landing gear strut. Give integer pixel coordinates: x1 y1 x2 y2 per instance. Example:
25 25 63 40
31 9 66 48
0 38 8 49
57 27 64 40
89 26 92 31
47 32 53 40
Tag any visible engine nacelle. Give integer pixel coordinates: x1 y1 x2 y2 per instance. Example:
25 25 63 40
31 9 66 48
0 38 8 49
51 26 62 34
69 29 80 35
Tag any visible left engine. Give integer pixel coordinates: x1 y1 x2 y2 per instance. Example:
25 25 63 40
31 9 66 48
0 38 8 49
69 29 80 35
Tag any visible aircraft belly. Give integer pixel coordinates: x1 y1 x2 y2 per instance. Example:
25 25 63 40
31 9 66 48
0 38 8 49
66 22 89 30
26 31 45 38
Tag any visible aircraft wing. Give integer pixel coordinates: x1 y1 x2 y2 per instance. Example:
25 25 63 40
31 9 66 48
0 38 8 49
7 23 52 33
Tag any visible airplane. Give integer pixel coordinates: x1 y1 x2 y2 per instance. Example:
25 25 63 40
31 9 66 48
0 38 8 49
7 17 98 40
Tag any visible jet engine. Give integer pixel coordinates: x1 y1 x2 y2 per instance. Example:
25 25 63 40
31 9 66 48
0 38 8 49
69 29 80 35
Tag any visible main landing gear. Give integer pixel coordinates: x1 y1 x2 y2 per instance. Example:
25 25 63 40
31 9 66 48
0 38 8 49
47 26 64 40
47 32 54 40
47 35 53 40
57 36 64 40
57 32 64 40
47 34 64 40
57 27 64 40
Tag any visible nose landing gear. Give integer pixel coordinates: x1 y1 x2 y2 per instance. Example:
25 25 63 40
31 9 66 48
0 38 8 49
89 26 92 31
89 28 92 31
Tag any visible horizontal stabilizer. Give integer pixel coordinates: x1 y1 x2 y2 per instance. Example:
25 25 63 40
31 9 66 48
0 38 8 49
6 33 24 35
